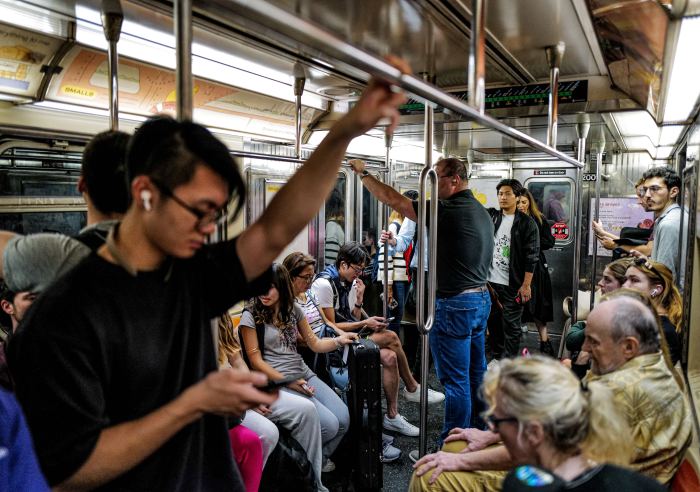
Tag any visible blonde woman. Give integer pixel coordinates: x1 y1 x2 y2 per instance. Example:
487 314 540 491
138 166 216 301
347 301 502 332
486 357 664 491
411 356 664 491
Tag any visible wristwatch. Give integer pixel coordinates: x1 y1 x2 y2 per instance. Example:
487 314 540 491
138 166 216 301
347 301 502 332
359 169 370 179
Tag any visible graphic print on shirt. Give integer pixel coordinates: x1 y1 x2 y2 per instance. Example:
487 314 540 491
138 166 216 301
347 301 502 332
277 323 298 351
493 234 511 275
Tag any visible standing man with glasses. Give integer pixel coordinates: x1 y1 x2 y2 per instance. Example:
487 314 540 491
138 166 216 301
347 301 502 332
641 167 685 285
486 179 539 360
349 157 493 448
8 59 410 492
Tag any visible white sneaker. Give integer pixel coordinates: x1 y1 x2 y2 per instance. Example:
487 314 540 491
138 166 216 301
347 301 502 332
383 413 419 437
321 458 335 473
403 384 445 405
381 441 401 463
382 433 395 445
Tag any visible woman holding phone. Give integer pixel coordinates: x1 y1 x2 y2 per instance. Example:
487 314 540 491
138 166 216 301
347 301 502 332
239 263 356 490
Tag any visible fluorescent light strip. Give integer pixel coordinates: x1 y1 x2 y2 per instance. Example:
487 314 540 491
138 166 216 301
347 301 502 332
32 100 147 122
73 6 325 110
663 16 700 122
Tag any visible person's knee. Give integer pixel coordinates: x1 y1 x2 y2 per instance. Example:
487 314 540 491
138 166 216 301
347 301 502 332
442 440 468 453
380 348 398 367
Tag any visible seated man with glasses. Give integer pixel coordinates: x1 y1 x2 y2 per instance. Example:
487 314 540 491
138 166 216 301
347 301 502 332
410 293 691 491
311 242 443 439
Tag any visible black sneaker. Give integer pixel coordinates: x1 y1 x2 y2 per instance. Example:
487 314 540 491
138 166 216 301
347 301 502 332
540 340 555 357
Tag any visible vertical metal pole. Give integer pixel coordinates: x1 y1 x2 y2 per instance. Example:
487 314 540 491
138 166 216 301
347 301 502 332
382 133 392 317
417 74 437 459
293 63 306 159
101 0 123 130
175 0 193 121
545 42 565 147
468 0 486 113
589 134 605 312
560 116 589 357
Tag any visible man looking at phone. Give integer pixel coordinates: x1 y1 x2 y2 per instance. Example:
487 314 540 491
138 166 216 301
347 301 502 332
9 60 410 492
486 179 539 360
312 242 443 440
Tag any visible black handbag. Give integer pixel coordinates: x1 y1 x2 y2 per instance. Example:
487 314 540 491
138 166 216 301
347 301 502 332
259 426 316 492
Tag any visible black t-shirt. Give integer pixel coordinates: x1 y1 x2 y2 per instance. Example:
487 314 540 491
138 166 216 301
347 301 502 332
8 237 272 491
503 464 665 492
660 315 681 365
412 189 494 297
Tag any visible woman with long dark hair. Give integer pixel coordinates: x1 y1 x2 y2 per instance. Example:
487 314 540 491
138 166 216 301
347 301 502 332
516 189 556 355
239 264 356 490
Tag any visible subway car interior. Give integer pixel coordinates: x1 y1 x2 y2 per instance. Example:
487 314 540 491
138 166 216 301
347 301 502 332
1 0 700 490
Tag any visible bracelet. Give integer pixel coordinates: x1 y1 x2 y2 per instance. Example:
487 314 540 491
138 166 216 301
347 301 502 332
359 170 370 179
355 303 363 308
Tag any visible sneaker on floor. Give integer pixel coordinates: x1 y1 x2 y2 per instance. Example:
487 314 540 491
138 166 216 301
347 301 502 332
381 441 401 463
403 384 445 405
382 433 395 445
383 413 420 437
409 448 435 464
321 459 335 473
540 339 555 357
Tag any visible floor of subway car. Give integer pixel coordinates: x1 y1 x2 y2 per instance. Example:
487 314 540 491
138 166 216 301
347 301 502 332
322 330 556 491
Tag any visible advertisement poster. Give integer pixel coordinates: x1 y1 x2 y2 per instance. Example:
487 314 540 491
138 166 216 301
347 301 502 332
588 197 653 257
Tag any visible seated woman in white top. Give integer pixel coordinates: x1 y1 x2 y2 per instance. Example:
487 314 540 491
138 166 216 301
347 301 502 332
239 263 356 491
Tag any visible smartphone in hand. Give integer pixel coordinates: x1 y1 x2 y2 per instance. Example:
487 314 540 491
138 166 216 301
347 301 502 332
259 373 306 393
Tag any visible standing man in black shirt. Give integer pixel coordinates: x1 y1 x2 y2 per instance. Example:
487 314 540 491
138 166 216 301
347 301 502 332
8 62 409 492
349 157 494 445
486 179 540 359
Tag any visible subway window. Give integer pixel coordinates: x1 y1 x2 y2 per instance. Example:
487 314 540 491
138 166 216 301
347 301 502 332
527 181 573 243
324 175 346 266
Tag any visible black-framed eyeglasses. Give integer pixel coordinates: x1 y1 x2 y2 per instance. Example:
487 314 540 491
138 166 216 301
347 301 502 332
346 263 364 275
486 414 518 432
151 178 227 229
296 273 314 282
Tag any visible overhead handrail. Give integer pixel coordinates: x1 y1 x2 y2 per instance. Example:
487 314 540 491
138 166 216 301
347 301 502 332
213 0 583 168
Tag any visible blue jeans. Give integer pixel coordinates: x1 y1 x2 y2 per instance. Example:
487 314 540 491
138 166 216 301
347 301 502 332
388 280 408 334
430 290 491 444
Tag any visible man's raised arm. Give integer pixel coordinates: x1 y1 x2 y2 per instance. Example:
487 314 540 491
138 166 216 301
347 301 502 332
348 159 416 221
237 58 410 281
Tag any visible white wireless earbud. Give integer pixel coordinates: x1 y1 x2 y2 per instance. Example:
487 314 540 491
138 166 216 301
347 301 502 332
650 287 661 297
140 190 152 211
